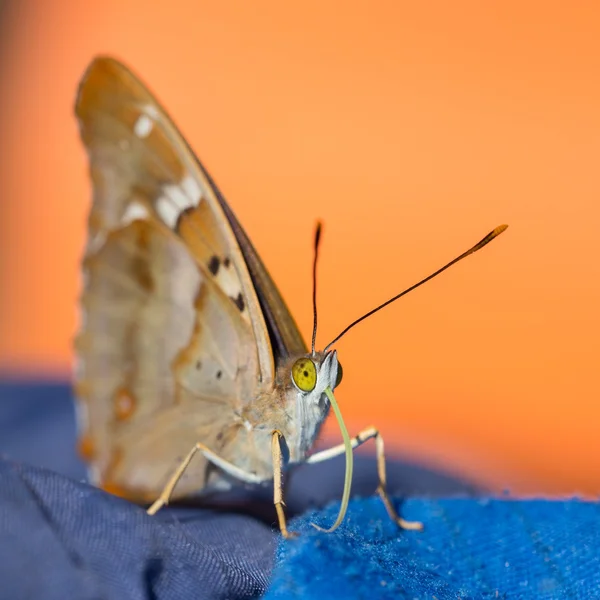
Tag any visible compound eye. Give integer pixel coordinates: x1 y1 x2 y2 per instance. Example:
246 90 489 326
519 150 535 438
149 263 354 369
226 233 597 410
334 361 343 388
291 358 317 392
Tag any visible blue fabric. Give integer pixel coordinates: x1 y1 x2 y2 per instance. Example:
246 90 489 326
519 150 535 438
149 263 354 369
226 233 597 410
1 459 275 599
2 380 598 599
266 496 600 599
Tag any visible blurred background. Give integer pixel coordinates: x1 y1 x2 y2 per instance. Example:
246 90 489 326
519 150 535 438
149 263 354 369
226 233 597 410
0 1 599 496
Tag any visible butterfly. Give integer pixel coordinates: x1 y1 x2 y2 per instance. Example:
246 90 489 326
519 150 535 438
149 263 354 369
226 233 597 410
74 56 507 538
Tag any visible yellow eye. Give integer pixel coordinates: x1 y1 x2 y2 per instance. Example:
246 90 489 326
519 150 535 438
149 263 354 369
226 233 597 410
291 358 317 392
334 361 343 388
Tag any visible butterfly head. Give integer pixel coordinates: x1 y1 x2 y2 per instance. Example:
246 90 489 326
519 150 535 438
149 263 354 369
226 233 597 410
277 349 342 463
290 350 343 401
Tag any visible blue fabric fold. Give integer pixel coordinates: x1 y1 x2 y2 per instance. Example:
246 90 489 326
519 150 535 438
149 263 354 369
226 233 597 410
0 459 275 599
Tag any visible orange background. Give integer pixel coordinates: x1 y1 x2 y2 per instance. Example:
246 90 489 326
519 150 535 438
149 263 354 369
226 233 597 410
1 1 599 496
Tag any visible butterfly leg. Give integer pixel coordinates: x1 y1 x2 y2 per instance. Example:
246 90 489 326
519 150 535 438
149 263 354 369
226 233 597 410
271 430 297 539
306 426 423 531
147 442 264 515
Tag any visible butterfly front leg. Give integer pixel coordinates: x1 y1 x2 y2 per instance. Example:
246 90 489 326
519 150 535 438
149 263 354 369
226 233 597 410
146 442 264 515
306 426 424 531
271 430 297 539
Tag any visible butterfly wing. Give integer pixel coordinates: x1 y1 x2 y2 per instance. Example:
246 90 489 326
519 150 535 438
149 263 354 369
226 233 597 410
74 57 305 500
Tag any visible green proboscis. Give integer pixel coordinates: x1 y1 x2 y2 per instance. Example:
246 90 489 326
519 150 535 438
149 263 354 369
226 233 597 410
311 386 353 532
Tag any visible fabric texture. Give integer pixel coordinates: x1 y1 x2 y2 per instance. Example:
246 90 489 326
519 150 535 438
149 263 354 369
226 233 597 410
1 459 274 600
1 380 597 599
266 496 600 599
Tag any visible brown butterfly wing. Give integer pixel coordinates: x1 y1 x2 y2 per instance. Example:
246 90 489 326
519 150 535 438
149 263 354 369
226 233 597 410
74 57 301 500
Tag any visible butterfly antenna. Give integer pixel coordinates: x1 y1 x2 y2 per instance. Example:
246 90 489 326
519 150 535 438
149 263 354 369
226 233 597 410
324 224 508 352
311 221 323 356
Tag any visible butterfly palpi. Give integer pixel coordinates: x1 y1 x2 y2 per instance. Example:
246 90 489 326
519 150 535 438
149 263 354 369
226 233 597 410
74 57 507 538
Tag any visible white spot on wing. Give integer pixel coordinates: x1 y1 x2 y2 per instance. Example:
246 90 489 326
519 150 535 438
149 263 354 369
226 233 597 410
156 196 180 228
121 202 149 225
181 175 202 205
134 114 153 138
144 104 160 120
215 266 242 299
165 183 190 211
155 175 203 229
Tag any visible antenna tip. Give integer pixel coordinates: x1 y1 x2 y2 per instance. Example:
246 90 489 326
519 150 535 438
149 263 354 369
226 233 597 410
471 223 509 254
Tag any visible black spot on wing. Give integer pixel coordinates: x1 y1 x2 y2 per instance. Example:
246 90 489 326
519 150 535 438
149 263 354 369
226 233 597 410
223 257 231 268
208 255 220 276
216 370 222 380
230 292 245 312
